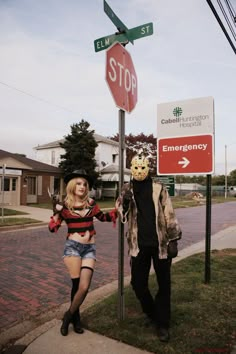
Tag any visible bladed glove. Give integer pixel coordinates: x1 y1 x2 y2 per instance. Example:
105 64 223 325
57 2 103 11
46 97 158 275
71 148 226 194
49 193 63 215
122 190 133 213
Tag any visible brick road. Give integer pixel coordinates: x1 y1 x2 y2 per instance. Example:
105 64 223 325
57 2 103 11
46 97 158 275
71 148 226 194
0 201 235 335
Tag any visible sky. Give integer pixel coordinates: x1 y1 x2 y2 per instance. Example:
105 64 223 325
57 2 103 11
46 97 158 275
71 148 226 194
0 0 235 175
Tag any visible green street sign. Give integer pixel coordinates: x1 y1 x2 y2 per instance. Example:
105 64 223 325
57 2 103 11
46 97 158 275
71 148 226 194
125 22 153 42
94 22 154 52
94 1 154 53
94 32 128 53
154 175 175 197
103 0 133 44
104 0 128 32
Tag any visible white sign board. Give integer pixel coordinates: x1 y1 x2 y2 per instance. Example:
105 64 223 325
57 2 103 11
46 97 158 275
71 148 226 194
0 169 22 176
157 96 214 138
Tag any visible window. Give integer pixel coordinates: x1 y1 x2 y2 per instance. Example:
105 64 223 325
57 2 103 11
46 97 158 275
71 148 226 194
4 178 10 191
112 154 118 164
54 177 60 193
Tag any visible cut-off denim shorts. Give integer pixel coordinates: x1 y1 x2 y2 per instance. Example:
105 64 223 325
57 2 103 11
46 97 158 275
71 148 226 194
63 239 96 260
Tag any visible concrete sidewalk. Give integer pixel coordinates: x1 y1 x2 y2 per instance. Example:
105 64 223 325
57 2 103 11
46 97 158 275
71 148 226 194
2 205 51 223
8 223 234 354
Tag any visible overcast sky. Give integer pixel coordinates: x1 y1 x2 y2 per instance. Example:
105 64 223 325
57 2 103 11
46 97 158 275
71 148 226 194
0 0 235 175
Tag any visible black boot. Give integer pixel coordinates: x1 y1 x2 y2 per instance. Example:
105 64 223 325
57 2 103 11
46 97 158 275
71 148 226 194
72 311 84 334
60 310 73 336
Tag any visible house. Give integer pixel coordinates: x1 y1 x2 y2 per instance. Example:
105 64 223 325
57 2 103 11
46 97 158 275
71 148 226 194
34 134 131 198
99 163 131 199
34 134 122 170
0 149 62 206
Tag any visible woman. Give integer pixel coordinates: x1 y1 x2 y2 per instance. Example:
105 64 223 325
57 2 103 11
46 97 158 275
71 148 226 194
48 169 118 336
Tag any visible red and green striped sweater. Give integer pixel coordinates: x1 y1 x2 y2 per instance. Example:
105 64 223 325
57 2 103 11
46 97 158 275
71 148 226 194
48 198 117 238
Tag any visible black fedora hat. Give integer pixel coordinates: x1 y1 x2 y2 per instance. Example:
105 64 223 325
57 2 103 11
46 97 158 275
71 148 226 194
64 169 93 188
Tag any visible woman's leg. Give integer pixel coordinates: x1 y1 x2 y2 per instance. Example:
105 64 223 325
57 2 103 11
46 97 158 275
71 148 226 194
61 256 82 336
69 258 95 313
60 258 95 336
71 277 80 302
70 277 84 334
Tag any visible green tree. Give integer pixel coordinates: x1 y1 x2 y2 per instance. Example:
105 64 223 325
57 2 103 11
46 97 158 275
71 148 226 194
211 174 225 185
229 169 236 185
59 120 99 184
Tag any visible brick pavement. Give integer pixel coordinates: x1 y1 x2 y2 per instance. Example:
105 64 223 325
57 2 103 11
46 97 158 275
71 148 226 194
0 201 235 338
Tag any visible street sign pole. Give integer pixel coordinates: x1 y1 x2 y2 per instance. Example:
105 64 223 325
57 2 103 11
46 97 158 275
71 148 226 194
205 174 212 283
118 109 125 320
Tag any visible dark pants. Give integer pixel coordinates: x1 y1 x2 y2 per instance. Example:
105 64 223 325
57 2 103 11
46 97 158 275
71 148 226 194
130 247 171 328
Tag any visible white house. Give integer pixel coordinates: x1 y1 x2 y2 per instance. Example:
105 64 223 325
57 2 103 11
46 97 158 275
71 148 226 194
34 134 131 197
34 133 122 169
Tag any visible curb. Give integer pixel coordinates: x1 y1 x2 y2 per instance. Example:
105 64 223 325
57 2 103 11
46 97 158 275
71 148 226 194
0 222 48 233
0 277 131 351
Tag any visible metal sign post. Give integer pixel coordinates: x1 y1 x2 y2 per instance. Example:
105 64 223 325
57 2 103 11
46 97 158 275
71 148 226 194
118 109 125 320
205 174 212 283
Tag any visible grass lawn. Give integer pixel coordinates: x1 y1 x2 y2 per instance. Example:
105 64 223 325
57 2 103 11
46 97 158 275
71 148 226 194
0 218 41 226
82 249 236 354
0 208 28 216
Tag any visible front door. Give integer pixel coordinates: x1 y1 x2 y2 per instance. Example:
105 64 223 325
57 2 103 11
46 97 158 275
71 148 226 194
0 176 19 205
27 176 37 203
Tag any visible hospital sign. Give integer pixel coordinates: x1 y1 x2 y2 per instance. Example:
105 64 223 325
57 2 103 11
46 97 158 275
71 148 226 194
157 134 214 175
157 96 214 138
157 97 215 175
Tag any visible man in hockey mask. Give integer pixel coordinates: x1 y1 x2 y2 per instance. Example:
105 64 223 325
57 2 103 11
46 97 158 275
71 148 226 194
117 153 182 342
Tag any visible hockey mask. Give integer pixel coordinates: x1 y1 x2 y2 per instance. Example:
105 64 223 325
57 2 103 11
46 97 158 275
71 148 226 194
131 154 149 181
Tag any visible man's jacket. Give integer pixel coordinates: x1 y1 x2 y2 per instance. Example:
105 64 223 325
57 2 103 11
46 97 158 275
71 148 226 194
117 180 182 259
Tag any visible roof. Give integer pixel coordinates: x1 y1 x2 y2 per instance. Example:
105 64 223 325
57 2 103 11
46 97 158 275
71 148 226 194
100 164 131 182
100 163 130 174
0 149 62 173
34 134 119 150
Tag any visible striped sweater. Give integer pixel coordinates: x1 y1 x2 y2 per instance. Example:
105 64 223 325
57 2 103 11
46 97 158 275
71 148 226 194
48 198 117 238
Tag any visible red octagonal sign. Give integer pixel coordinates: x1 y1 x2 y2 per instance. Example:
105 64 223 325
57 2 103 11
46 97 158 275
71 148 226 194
106 42 138 113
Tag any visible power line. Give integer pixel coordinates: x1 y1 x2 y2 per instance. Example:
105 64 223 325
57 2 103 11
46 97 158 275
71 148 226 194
217 0 236 40
0 80 80 115
224 0 236 26
206 0 236 54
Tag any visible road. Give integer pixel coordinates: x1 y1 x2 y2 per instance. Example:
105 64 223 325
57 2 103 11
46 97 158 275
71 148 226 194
0 202 235 336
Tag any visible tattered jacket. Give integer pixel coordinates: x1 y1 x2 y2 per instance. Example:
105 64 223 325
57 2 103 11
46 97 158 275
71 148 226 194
117 181 182 259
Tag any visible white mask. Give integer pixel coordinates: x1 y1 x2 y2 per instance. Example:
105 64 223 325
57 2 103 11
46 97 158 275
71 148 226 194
131 155 149 181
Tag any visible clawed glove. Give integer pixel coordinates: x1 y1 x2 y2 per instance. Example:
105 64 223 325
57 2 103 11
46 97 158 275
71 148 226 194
167 240 178 258
123 190 133 212
51 194 63 215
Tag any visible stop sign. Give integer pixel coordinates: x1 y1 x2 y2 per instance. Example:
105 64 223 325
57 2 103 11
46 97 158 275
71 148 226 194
106 42 138 113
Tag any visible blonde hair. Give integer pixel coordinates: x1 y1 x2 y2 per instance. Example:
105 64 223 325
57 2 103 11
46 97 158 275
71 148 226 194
64 178 89 213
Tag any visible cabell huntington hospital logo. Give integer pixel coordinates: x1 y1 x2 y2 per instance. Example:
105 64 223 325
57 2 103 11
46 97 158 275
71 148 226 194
160 106 210 128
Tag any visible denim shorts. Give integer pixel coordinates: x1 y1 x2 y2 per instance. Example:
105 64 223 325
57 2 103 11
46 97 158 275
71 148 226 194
63 239 96 260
